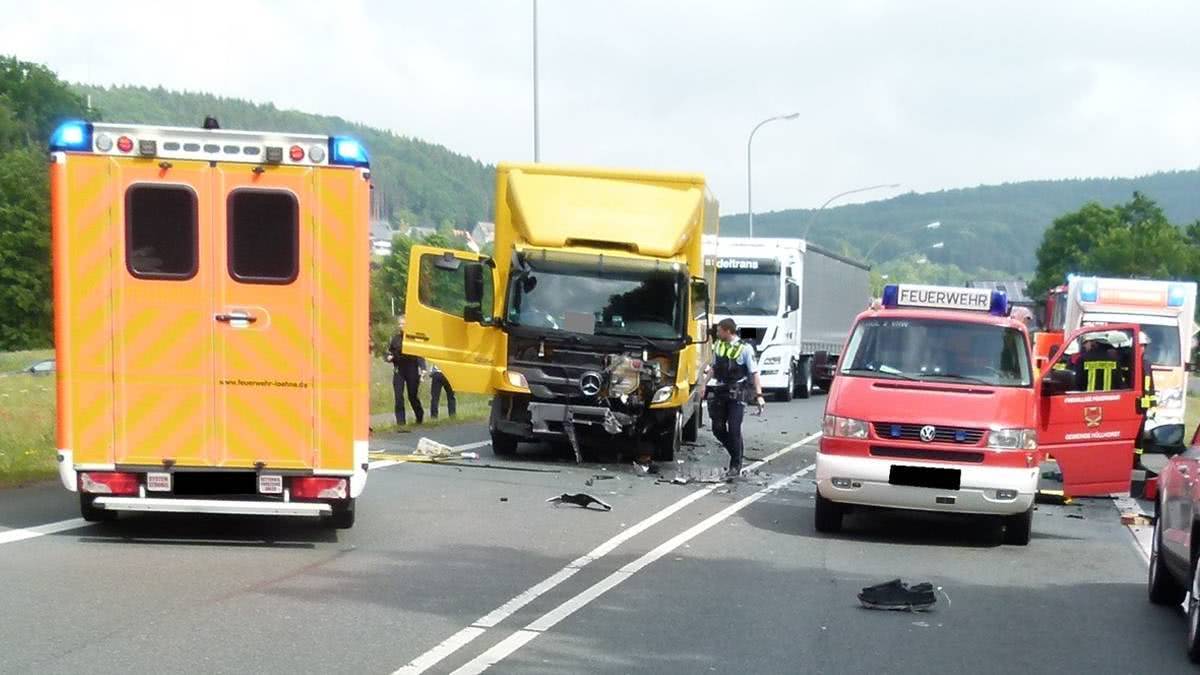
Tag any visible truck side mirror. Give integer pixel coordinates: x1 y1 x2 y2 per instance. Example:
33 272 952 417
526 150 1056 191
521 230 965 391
786 282 800 314
464 262 484 304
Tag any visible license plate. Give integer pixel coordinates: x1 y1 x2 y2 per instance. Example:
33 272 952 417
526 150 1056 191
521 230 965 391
889 465 961 490
146 472 172 492
258 474 283 494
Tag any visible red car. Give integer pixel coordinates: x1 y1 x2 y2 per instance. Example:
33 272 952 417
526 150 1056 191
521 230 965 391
1148 425 1200 661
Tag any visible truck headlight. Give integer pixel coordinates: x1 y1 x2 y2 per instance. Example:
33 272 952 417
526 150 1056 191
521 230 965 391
761 355 781 366
987 428 1037 451
1158 388 1184 409
652 385 675 404
822 414 868 439
504 370 528 389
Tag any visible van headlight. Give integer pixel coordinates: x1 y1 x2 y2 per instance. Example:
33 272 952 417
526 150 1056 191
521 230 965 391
652 385 675 404
822 414 868 439
988 428 1037 451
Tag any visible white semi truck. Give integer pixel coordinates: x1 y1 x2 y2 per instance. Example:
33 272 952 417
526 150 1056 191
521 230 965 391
703 236 871 400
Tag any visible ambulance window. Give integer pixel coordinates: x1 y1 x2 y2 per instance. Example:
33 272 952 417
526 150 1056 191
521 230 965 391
228 190 298 284
125 185 198 280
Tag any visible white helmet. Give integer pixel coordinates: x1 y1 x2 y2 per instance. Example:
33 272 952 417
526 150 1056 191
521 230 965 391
1139 331 1151 346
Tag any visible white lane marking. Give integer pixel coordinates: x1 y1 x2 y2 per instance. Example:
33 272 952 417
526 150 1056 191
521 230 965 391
452 463 817 674
368 459 406 470
393 431 822 675
0 517 88 545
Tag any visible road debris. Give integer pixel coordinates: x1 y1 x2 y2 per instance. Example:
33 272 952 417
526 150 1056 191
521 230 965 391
415 437 454 458
460 451 479 460
1121 512 1151 526
547 493 612 511
593 474 617 481
858 579 938 612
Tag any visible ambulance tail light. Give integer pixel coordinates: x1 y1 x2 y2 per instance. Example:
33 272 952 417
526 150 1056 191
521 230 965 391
822 414 868 439
79 471 139 495
49 120 93 152
116 136 134 153
292 477 348 500
987 428 1037 451
329 136 369 167
289 145 305 162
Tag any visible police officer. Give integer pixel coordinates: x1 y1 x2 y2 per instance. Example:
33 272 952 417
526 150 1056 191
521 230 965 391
429 362 456 420
387 315 425 426
702 318 765 479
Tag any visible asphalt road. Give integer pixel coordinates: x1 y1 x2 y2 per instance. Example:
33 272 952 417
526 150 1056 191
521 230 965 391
0 395 1193 674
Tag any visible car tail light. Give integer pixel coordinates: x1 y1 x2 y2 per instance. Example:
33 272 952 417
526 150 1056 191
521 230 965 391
80 472 139 495
116 136 134 153
292 477 347 499
289 145 305 161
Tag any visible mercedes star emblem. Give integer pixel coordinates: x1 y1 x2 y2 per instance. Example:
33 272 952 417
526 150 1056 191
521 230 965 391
579 372 603 397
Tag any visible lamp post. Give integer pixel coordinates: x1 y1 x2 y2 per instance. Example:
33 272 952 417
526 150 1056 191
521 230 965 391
746 112 799 237
532 0 540 162
802 183 901 240
863 221 941 261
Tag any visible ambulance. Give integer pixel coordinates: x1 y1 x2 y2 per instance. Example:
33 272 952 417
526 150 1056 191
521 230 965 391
816 283 1149 545
49 119 372 528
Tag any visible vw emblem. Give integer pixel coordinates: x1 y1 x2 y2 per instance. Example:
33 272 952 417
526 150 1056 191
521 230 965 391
579 372 603 397
919 425 937 443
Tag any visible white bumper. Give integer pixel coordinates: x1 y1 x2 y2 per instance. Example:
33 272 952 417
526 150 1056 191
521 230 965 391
816 453 1037 516
92 497 331 517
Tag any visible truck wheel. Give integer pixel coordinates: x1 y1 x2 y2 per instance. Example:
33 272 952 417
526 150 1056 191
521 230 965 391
778 364 795 403
491 429 519 457
80 495 116 523
326 499 356 529
653 410 682 462
1002 506 1033 545
682 405 700 443
1149 514 1186 605
814 491 843 533
796 359 813 400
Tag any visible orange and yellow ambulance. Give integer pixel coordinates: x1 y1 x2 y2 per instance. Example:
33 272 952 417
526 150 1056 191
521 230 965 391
816 284 1149 545
49 119 371 528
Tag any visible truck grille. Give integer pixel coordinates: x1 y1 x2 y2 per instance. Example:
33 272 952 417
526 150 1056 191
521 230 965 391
872 422 985 445
870 446 985 463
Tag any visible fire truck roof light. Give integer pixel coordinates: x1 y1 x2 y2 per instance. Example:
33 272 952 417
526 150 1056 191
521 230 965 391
49 120 93 152
329 136 369 167
881 283 1007 316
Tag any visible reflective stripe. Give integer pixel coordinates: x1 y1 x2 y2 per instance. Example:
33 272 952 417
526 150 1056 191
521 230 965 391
1083 360 1116 392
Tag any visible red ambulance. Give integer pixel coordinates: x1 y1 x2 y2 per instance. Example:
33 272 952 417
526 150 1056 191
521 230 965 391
816 283 1149 545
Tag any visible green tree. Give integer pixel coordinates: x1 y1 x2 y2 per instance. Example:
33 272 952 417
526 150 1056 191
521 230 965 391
0 146 52 349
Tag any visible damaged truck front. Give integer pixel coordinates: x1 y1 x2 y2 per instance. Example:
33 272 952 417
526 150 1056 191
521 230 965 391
402 163 718 461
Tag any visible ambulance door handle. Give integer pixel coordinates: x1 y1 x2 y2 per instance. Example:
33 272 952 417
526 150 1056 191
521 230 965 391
215 312 257 324
407 332 430 342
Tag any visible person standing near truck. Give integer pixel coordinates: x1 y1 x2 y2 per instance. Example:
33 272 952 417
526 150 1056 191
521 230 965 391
702 318 765 479
429 362 456 420
387 315 425 426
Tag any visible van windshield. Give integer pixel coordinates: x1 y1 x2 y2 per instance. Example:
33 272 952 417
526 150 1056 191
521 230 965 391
840 318 1032 387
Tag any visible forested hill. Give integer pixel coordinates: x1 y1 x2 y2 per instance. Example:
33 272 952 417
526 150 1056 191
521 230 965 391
721 170 1200 275
74 84 495 229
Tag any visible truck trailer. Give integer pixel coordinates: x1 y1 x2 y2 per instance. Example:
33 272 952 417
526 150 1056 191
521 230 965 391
703 236 870 399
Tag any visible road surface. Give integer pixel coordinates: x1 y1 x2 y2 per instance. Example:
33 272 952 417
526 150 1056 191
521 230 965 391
0 396 1190 674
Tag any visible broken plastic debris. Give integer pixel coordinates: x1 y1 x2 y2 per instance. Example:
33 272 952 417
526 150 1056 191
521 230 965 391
460 451 479 460
546 492 612 511
415 437 454 458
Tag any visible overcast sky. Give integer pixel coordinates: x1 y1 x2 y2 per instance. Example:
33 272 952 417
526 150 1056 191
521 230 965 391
3 0 1198 214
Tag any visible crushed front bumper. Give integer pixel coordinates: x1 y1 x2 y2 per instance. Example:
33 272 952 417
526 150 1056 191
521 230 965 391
528 402 634 436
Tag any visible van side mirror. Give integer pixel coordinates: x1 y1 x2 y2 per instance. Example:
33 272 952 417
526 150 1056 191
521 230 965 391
1041 368 1073 396
464 262 484 304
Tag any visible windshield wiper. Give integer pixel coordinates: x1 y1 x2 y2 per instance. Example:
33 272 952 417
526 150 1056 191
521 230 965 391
916 373 992 385
595 329 678 351
841 368 918 381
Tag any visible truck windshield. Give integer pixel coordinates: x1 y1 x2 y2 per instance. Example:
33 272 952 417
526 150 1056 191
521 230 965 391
507 256 685 340
715 270 779 316
840 318 1032 387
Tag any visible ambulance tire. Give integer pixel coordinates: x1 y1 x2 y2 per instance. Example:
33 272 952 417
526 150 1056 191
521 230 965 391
1149 513 1185 605
1002 506 1033 545
814 491 843 533
796 359 813 400
491 430 520 457
80 495 116 523
653 410 682 462
327 499 356 529
682 405 700 443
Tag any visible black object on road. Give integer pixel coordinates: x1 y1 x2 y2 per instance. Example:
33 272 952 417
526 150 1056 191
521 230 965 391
858 579 937 611
547 493 612 511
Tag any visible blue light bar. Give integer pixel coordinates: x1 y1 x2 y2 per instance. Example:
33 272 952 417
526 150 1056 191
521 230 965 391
881 284 899 308
328 136 369 167
1079 280 1098 303
49 120 93 152
1168 284 1187 307
881 283 1006 315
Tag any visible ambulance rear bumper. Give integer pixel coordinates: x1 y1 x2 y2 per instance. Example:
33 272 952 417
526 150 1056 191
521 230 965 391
92 496 331 517
816 453 1036 516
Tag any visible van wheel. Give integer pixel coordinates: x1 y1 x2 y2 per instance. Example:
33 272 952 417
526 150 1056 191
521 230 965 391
814 491 843 533
491 429 519 457
1149 515 1185 605
682 406 700 443
1002 506 1033 545
326 499 356 529
80 495 116 523
653 411 682 462
797 359 813 400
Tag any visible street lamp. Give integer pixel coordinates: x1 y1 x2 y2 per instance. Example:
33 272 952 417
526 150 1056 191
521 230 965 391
746 112 800 237
802 183 902 239
532 0 540 162
863 221 941 261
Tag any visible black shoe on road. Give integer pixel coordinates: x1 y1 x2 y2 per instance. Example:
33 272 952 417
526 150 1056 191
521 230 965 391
858 579 937 611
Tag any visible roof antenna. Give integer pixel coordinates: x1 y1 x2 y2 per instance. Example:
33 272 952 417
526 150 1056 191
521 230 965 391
202 116 220 130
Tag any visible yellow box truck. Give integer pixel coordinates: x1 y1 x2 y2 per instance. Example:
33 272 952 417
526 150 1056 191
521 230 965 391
403 163 717 461
50 119 371 527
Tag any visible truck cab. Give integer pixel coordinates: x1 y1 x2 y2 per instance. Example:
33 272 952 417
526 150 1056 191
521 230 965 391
816 283 1149 545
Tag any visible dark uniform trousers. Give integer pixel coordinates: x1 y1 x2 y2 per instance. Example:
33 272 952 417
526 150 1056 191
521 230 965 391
709 394 745 472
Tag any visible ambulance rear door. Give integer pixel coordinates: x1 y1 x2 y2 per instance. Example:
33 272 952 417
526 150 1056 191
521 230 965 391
110 159 215 468
212 164 316 470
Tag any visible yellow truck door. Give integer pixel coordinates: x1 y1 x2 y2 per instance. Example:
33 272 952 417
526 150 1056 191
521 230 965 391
111 159 215 467
403 245 501 394
212 165 316 470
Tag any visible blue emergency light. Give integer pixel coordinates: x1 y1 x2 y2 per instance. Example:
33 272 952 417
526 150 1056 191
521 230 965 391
1168 284 1187 307
329 136 369 167
49 120 93 152
1079 280 1098 303
881 284 1008 316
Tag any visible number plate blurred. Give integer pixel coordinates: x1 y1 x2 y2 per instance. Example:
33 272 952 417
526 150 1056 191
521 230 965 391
258 474 283 494
146 472 172 492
